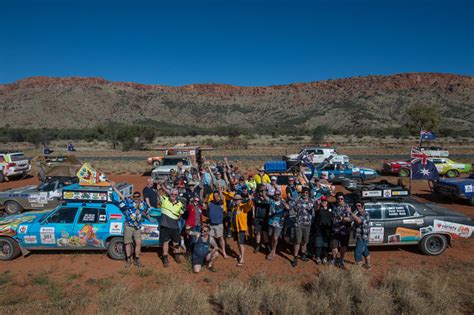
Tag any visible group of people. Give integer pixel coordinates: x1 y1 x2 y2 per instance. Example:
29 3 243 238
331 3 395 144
114 159 371 273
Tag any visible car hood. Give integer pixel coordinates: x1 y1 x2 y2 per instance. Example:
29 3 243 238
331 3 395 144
0 185 38 194
425 202 471 218
0 210 51 236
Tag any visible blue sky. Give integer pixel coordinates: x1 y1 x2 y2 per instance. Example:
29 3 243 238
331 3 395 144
1 0 473 86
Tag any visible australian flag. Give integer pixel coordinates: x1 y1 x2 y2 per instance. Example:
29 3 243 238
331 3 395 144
420 130 437 140
410 148 439 180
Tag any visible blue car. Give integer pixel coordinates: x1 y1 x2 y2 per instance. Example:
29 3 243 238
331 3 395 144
306 162 378 183
0 184 161 261
432 173 474 206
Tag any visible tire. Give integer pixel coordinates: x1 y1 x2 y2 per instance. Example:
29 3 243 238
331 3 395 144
0 237 21 261
4 201 23 215
399 169 410 177
446 169 459 178
107 237 126 260
152 160 160 168
419 234 447 256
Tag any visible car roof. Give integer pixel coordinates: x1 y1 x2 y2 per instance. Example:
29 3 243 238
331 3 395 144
163 155 191 159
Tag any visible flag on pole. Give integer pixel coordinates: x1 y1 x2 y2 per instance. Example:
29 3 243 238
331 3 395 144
420 130 437 140
410 148 439 180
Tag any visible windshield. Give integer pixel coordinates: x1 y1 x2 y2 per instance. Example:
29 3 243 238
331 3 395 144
11 154 26 162
37 181 56 192
162 158 190 166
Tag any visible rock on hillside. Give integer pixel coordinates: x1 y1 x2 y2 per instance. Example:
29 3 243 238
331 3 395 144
0 73 472 131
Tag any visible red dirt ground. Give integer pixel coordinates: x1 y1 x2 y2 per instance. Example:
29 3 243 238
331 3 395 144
0 174 473 299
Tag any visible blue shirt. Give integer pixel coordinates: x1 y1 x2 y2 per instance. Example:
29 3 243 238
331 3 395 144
120 198 148 229
208 201 224 225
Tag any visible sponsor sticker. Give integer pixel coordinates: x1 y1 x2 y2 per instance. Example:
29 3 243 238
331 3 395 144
142 224 160 240
82 213 96 222
18 225 28 234
388 234 401 244
420 226 434 237
362 190 382 197
392 190 409 196
465 185 473 193
383 190 392 198
369 227 384 243
395 227 420 242
402 218 424 225
40 227 56 244
433 219 473 238
23 235 37 244
110 214 123 220
99 214 107 222
109 222 123 234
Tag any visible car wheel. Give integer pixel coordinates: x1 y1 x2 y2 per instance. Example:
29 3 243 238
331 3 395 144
446 170 459 178
399 169 410 177
152 161 160 168
0 237 21 261
419 234 447 256
107 237 126 260
5 201 23 215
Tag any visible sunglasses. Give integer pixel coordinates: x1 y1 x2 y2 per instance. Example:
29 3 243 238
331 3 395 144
356 204 363 207
170 193 178 196
133 196 140 199
274 194 281 196
337 197 344 200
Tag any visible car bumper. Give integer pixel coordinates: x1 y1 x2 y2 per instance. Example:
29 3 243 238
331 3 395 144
4 165 31 176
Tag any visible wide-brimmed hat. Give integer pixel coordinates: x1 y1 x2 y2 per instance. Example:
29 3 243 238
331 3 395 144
257 167 265 171
233 194 243 200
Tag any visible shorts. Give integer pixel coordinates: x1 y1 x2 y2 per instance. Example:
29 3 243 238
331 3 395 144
124 225 141 244
160 226 180 243
295 226 311 244
268 225 283 238
210 224 224 238
254 218 267 233
330 234 350 249
192 252 210 266
354 239 370 262
233 231 246 245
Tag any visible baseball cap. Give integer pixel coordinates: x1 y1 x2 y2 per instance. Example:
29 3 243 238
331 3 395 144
271 176 277 180
320 195 328 201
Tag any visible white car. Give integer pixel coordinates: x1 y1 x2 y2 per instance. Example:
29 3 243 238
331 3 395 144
0 152 31 182
151 155 193 181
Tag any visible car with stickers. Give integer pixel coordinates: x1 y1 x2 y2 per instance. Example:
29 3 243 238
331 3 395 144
0 183 160 261
432 173 474 206
344 181 474 255
383 158 471 178
0 151 31 182
0 177 80 215
307 161 378 184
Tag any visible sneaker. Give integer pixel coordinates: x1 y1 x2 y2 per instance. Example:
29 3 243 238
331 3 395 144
338 260 346 270
291 257 298 267
363 264 372 271
330 259 336 266
162 255 169 268
134 257 144 268
301 253 309 262
315 257 322 265
322 257 328 264
174 254 182 264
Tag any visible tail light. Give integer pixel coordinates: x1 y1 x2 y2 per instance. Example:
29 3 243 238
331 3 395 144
5 162 16 169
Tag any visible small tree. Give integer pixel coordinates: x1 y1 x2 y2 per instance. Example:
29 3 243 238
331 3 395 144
404 103 440 135
311 126 326 144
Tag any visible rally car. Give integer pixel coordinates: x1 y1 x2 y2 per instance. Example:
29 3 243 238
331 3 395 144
431 173 474 206
343 181 474 255
0 177 79 215
383 158 472 178
0 151 31 182
0 184 160 261
308 162 378 184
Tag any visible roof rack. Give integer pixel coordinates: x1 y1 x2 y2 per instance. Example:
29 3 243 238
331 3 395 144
345 180 410 199
0 150 23 154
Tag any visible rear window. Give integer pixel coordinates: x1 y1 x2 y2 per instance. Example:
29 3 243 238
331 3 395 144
10 154 26 162
162 158 190 166
276 176 289 186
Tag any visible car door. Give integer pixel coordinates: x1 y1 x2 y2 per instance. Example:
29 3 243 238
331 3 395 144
363 203 385 245
72 206 108 248
382 203 424 244
27 206 80 248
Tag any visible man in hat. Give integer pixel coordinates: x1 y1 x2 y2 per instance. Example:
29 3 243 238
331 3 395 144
330 192 353 269
265 176 281 198
230 193 253 266
285 176 300 202
254 167 271 186
291 186 317 267
189 225 219 273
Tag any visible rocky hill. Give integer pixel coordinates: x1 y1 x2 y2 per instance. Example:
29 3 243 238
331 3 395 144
0 73 472 132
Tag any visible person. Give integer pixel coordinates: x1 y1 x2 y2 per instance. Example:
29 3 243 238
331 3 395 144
245 173 257 194
285 177 300 202
157 186 185 267
330 192 353 269
230 194 253 266
236 176 249 194
267 191 290 260
291 186 317 267
207 190 228 258
212 171 227 190
143 178 159 209
114 188 149 268
319 174 335 195
313 195 332 264
254 167 271 185
309 178 330 200
200 167 213 198
253 187 270 253
186 197 203 234
350 201 371 270
189 225 219 273
184 180 201 203
266 176 281 197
